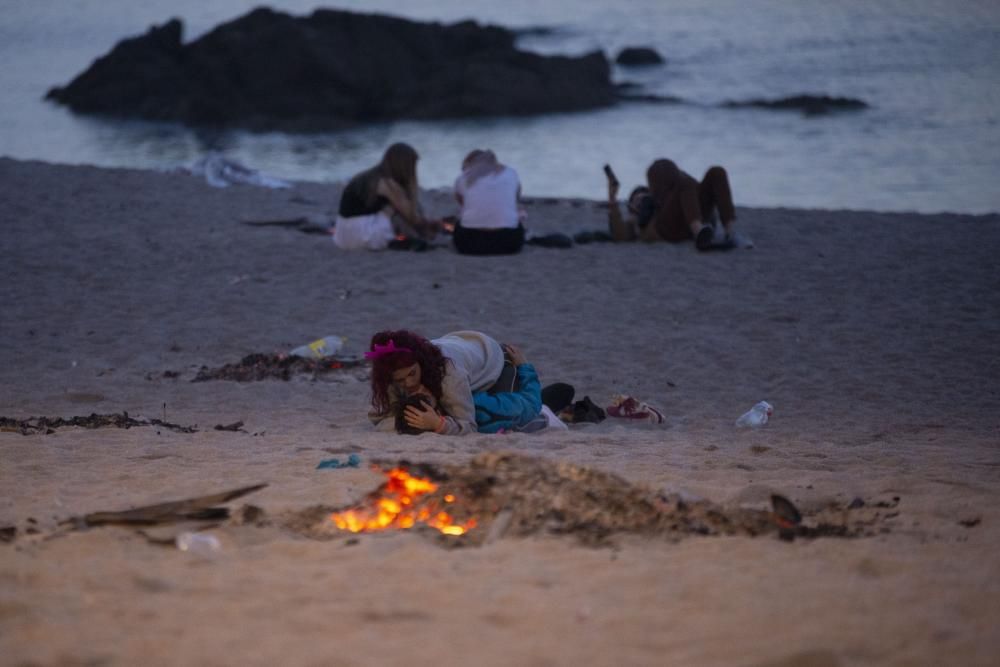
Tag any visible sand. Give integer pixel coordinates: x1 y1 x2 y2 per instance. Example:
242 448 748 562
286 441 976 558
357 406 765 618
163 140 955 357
1 156 998 666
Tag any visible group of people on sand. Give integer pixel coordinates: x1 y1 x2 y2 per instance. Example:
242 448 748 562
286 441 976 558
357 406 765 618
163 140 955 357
332 142 742 255
345 142 744 435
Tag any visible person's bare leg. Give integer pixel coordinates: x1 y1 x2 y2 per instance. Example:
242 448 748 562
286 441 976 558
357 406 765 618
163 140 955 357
700 166 736 238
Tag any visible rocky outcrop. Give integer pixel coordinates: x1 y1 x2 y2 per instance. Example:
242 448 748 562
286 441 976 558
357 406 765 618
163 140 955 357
615 47 665 66
723 95 869 115
46 8 616 131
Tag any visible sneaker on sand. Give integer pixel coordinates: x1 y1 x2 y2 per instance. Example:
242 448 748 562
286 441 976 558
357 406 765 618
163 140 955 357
606 394 665 424
558 396 606 424
695 225 715 250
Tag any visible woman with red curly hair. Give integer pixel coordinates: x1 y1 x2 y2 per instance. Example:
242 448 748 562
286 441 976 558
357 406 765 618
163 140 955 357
367 329 506 435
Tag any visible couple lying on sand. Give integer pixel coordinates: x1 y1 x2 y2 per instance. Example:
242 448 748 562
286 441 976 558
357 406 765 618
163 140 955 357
366 330 567 436
332 143 742 255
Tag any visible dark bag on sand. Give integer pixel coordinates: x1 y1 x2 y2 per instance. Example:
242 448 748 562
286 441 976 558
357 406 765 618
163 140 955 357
572 230 614 244
395 394 436 435
526 233 573 249
387 237 430 251
565 396 606 424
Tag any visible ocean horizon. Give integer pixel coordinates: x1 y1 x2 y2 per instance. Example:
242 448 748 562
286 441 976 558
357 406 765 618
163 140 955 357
2 0 999 214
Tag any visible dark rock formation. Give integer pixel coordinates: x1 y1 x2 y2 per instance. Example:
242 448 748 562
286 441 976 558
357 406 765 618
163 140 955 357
615 47 665 66
723 94 869 116
45 8 616 131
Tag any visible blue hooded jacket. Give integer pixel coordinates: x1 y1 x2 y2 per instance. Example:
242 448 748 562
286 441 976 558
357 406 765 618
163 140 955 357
473 363 542 433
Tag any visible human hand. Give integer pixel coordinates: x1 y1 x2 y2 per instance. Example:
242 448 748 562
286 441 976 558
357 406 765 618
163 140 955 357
503 343 527 367
604 164 620 201
420 218 442 240
404 401 441 431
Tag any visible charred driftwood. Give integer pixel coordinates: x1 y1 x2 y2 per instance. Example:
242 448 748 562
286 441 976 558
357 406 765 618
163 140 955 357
68 483 268 528
0 412 197 435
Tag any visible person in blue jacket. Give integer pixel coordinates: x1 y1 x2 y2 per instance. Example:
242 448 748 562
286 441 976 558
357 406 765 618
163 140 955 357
473 344 545 433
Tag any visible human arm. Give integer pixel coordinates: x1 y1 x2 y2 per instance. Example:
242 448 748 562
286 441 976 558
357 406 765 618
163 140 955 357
376 177 435 231
400 362 478 435
375 177 417 224
504 343 526 367
607 178 637 242
401 397 446 433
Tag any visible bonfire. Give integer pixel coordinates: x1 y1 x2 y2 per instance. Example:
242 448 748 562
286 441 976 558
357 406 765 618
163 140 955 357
286 453 897 547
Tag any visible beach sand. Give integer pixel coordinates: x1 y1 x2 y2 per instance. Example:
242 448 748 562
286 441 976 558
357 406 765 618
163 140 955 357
1 157 998 666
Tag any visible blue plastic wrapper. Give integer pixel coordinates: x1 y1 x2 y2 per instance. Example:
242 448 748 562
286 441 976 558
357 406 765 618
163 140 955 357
316 453 361 470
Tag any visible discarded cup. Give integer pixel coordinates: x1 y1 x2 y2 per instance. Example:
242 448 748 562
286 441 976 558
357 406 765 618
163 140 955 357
176 531 221 555
735 401 773 428
290 335 346 359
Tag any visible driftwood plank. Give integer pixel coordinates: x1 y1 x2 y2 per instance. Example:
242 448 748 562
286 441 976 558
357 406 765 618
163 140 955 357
77 483 268 527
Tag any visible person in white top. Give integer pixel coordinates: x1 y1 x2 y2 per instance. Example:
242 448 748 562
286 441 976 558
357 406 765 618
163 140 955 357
452 149 525 255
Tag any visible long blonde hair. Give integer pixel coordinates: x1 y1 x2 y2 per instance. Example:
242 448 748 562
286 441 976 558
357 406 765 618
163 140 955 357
380 143 420 200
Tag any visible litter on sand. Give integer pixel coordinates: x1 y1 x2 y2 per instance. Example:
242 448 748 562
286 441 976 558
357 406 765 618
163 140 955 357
316 454 362 470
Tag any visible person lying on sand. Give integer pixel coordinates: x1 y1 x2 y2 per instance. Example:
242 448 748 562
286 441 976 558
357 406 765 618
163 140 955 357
605 159 738 250
368 329 513 435
332 142 440 250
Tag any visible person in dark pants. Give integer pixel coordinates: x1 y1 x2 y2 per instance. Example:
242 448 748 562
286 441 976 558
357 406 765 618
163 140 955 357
607 159 738 250
452 149 525 255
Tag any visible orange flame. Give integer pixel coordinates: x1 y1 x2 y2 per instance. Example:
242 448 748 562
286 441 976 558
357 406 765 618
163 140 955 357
330 468 477 536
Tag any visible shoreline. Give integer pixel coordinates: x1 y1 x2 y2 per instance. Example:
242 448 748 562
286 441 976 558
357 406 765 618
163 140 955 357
2 156 998 666
8 156 1000 219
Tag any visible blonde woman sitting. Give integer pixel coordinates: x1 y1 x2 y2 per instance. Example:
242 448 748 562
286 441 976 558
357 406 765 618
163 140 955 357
333 142 440 250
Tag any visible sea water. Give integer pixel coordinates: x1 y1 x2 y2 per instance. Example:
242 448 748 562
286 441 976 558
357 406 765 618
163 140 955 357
1 0 998 214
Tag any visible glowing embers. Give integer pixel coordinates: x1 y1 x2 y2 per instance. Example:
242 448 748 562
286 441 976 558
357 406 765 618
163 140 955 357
330 468 477 536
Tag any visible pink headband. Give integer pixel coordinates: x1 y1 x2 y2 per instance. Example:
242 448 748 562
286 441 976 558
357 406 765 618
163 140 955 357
364 340 413 360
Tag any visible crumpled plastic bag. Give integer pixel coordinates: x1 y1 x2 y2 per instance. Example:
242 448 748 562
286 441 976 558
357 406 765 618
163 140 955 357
316 453 362 470
183 152 291 189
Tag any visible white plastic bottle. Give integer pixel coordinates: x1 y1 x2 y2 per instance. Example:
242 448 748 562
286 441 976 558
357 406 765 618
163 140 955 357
289 335 345 359
176 531 221 555
735 401 773 428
